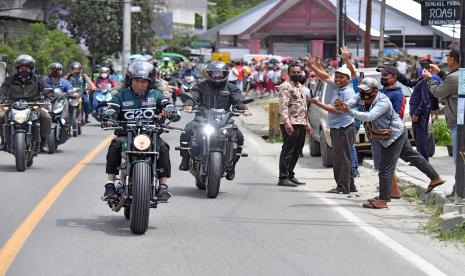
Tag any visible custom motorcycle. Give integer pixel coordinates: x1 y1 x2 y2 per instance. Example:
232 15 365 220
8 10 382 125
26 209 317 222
102 105 183 234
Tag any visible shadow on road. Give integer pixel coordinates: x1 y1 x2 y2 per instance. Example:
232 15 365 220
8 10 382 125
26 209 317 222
170 186 209 199
56 216 157 236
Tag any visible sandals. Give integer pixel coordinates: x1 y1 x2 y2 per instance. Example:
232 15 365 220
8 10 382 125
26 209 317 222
425 178 446 194
367 195 400 202
363 199 388 209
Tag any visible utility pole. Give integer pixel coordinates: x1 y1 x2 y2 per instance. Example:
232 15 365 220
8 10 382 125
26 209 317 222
364 0 372 67
122 0 131 75
356 0 362 57
456 1 465 201
337 0 345 50
378 0 386 66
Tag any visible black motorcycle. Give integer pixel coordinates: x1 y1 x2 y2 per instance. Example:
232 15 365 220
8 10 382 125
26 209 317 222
102 105 183 234
1 95 50 171
180 75 196 103
176 93 252 198
45 88 71 154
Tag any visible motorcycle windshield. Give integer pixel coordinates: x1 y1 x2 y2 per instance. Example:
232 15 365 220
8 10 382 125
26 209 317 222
98 83 112 93
95 93 106 102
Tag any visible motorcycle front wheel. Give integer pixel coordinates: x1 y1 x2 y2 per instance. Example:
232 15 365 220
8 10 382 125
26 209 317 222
14 132 26 172
207 152 222 198
47 128 56 154
129 162 151 234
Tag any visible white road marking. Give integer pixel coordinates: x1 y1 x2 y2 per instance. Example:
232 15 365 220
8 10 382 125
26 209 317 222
317 195 448 276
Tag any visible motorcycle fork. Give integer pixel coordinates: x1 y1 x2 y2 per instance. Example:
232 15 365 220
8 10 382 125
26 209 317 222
151 133 159 201
201 135 209 176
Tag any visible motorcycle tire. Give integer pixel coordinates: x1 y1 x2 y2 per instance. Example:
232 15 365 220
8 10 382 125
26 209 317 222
129 162 151 234
47 129 56 154
71 109 78 137
207 152 223 198
195 175 206 190
14 132 26 172
124 206 130 220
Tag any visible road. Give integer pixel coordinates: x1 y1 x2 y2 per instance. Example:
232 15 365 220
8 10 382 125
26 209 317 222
1 115 465 276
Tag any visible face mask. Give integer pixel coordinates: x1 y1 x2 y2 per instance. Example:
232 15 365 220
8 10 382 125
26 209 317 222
380 78 389 87
299 75 306 85
290 74 301 83
101 73 108 78
51 71 60 78
360 90 375 100
17 70 32 79
73 73 81 78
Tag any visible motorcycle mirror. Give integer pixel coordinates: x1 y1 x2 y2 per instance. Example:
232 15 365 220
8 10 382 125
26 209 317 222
42 87 54 95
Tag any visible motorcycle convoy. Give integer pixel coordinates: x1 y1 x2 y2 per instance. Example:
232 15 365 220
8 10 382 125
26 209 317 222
1 58 252 235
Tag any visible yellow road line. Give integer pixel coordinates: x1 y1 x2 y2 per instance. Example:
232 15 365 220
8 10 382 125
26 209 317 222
0 134 114 275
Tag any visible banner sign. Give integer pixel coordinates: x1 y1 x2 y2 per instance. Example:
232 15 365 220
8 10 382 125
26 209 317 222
420 0 461 26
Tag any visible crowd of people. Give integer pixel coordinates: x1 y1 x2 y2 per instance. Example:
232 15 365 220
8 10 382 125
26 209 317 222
275 46 461 209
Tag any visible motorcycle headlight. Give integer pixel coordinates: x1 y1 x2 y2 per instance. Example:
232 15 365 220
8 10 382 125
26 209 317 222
13 109 30 124
221 128 228 135
203 125 215 136
133 134 151 151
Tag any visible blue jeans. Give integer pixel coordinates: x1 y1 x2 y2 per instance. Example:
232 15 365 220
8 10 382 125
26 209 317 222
351 120 361 173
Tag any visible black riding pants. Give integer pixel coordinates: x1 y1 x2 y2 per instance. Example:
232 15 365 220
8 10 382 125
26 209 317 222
106 136 171 178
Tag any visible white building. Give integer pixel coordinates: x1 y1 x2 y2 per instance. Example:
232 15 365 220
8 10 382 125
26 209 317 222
152 0 208 34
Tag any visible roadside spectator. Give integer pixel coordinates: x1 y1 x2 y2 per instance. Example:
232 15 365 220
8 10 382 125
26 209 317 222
341 47 361 178
228 62 239 86
338 77 445 208
422 47 459 196
398 66 441 161
308 55 357 194
372 66 406 198
233 61 245 92
277 64 312 187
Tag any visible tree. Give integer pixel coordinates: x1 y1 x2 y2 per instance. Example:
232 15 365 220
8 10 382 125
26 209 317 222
51 0 154 64
0 23 88 75
132 0 155 53
207 0 264 29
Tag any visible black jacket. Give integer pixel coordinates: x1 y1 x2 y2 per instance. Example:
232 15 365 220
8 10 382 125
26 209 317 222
184 81 247 110
0 75 50 102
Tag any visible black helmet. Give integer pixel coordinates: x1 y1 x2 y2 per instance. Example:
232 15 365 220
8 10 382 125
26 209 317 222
205 61 229 86
101 59 112 68
15 54 35 70
127 61 155 87
70 61 82 70
48 62 64 71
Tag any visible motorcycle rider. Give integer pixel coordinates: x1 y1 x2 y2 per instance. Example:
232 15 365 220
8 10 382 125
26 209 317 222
158 57 176 74
179 61 252 180
101 61 180 202
0 54 52 151
93 66 118 88
179 64 200 80
65 61 96 123
46 62 73 92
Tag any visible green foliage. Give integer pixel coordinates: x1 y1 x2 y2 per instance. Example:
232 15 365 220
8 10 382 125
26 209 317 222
0 23 88 75
164 34 201 57
432 119 452 146
52 0 154 63
132 0 155 52
207 0 264 28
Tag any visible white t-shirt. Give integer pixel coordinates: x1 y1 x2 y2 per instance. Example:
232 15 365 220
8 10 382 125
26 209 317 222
228 68 239 81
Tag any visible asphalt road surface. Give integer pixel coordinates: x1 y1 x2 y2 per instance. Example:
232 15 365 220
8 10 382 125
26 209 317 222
1 115 465 276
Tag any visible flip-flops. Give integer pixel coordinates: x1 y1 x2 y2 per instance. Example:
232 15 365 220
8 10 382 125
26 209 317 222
367 196 400 202
425 179 446 194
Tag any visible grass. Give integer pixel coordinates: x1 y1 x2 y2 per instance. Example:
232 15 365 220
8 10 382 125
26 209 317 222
265 136 283 144
400 184 465 244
